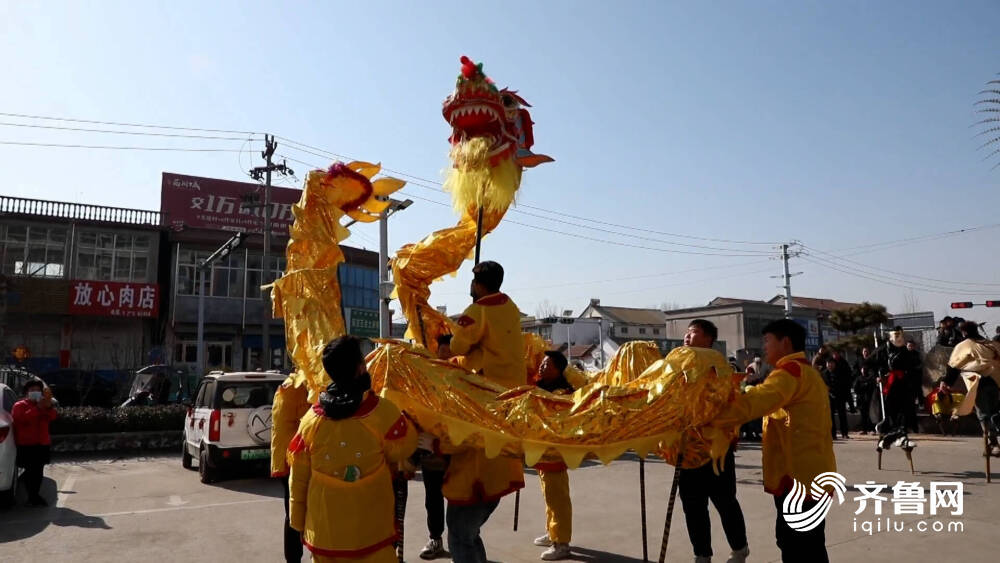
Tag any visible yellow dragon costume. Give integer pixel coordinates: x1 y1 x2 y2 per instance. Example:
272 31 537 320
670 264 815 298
271 56 742 474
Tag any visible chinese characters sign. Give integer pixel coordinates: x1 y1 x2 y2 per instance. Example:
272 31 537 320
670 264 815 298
347 308 379 338
160 172 301 235
69 281 160 318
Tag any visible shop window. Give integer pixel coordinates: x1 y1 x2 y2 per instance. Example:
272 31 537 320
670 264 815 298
176 247 283 299
1 224 67 277
76 230 153 282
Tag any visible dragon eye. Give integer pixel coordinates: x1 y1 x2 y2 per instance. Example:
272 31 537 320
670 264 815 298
501 95 515 108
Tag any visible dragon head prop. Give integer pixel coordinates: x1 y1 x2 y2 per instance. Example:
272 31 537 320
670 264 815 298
443 55 552 169
441 56 552 215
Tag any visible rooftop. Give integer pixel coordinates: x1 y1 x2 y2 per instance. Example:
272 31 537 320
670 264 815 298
587 304 665 325
1 194 162 227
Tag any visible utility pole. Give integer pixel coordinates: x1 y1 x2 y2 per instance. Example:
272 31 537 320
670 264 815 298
379 208 391 339
774 243 802 319
376 198 413 339
781 243 793 319
249 134 293 369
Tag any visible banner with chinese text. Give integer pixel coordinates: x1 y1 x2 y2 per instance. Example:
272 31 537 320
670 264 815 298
68 281 160 318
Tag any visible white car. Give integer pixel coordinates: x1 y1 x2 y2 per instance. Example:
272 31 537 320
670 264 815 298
182 371 284 483
1 383 19 507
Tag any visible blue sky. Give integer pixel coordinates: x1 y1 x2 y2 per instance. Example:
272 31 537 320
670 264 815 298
2 1 999 328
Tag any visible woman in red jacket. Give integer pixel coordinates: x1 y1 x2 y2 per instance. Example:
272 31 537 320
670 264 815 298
12 379 57 506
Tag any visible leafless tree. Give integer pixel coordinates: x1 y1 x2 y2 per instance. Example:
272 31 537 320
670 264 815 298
901 290 922 314
659 301 685 311
535 299 561 319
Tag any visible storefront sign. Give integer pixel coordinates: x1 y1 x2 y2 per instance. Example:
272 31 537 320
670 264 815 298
346 308 379 338
69 281 160 318
160 172 301 235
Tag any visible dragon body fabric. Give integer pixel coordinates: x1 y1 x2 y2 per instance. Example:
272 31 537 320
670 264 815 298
273 56 741 471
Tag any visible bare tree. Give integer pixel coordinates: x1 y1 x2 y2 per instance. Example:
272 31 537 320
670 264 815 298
535 299 561 319
901 290 921 314
659 301 685 311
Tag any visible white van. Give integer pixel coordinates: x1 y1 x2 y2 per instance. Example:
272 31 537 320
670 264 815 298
182 371 285 483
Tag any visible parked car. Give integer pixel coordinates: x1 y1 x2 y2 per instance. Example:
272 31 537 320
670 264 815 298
0 365 35 393
182 371 284 483
120 365 196 407
1 383 19 507
39 369 117 408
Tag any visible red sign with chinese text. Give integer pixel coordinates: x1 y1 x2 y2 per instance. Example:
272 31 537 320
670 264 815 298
68 281 160 318
160 172 302 236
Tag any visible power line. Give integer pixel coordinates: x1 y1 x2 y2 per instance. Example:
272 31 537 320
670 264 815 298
398 190 769 257
0 120 254 141
0 140 245 152
800 243 1000 288
826 222 1000 255
273 137 780 246
800 254 1000 296
0 111 256 135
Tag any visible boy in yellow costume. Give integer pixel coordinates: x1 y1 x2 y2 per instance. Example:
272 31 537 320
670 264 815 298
288 336 418 562
272 373 312 563
531 350 574 561
442 261 525 563
714 319 836 562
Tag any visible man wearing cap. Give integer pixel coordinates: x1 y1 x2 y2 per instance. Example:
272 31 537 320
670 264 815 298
531 350 575 561
443 261 526 563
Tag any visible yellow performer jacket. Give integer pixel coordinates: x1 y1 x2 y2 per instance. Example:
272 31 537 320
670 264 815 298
716 352 836 495
451 293 527 388
444 292 526 504
271 375 311 477
288 394 418 557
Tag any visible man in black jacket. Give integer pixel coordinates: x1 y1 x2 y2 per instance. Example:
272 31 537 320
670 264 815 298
853 347 878 435
873 327 920 450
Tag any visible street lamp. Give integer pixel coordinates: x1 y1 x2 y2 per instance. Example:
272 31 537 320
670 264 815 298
377 198 412 338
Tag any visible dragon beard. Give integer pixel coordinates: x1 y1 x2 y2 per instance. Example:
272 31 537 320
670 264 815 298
391 138 521 353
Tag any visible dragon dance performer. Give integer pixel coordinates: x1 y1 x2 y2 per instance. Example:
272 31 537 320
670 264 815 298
414 335 458 561
440 260 526 563
531 350 575 561
288 336 418 563
271 372 312 563
679 320 749 563
942 321 1000 456
713 319 836 563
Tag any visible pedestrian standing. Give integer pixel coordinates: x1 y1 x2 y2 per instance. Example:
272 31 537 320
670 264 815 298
13 379 58 506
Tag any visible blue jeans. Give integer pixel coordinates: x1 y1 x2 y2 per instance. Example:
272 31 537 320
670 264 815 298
446 500 500 563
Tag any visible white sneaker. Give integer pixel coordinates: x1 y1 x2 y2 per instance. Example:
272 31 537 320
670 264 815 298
534 534 553 547
541 543 571 560
419 538 445 560
726 545 750 563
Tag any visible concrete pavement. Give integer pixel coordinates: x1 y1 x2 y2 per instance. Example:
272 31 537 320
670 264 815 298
0 435 997 562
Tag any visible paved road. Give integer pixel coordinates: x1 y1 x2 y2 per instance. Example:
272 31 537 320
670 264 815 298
1 435 997 562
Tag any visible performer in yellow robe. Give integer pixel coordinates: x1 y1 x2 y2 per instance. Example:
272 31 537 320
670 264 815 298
441 261 525 563
288 336 418 562
714 319 836 563
531 350 574 561
272 374 312 563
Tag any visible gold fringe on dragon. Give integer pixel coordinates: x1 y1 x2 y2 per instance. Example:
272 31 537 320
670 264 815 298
270 56 743 471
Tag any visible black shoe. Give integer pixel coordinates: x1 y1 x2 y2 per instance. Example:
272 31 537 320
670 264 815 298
28 496 48 507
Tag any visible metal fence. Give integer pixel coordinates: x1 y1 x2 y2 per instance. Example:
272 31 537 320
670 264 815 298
0 195 161 226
